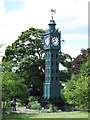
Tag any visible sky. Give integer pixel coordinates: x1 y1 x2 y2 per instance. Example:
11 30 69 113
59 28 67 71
0 0 89 61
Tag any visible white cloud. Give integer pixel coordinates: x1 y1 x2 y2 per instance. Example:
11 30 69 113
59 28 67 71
59 63 67 71
4 0 24 2
61 45 81 58
0 0 5 17
0 0 89 60
62 33 88 41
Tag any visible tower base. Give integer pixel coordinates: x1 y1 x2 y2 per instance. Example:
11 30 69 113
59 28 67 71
39 98 65 111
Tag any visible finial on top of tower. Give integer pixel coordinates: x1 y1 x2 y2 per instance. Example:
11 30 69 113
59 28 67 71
51 9 56 20
51 9 56 14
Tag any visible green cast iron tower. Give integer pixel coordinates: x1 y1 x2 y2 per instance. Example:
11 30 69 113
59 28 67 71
43 16 61 100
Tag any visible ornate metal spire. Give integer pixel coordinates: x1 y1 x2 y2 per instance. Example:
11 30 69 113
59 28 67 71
51 9 56 20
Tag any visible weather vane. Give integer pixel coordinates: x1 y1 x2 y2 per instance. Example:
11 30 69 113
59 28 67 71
50 9 56 20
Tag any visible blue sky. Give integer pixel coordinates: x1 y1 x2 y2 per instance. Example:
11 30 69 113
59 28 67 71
4 0 24 13
0 0 88 60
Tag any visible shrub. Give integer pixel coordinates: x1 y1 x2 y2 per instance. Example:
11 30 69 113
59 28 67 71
28 102 33 109
6 101 11 110
29 96 36 102
52 106 58 112
28 101 41 110
46 103 58 112
31 102 41 110
65 104 73 112
16 102 22 107
47 103 53 109
28 96 41 110
2 101 11 111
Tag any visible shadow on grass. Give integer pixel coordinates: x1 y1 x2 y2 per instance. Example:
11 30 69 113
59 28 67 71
2 112 38 119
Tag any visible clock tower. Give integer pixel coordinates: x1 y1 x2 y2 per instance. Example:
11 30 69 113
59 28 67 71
43 17 61 100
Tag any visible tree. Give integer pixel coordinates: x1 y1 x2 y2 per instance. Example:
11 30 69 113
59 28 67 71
0 44 3 115
2 28 45 97
59 52 72 83
63 54 89 110
2 27 72 99
2 71 28 102
71 48 90 74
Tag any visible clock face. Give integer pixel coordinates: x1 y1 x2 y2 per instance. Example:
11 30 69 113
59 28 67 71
45 36 49 46
52 37 59 46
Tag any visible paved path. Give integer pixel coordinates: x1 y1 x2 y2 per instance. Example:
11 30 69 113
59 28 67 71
6 107 41 114
5 107 81 114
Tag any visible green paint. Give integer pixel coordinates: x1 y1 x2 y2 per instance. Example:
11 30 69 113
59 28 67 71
43 18 61 99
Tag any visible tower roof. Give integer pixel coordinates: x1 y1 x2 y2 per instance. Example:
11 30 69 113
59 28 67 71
48 17 56 26
48 16 56 31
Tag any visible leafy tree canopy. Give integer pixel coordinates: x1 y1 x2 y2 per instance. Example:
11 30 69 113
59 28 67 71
71 48 90 74
2 27 72 99
59 52 72 83
2 71 28 101
2 28 45 98
63 49 89 110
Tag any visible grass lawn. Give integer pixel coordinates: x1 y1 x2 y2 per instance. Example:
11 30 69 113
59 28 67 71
2 112 88 119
